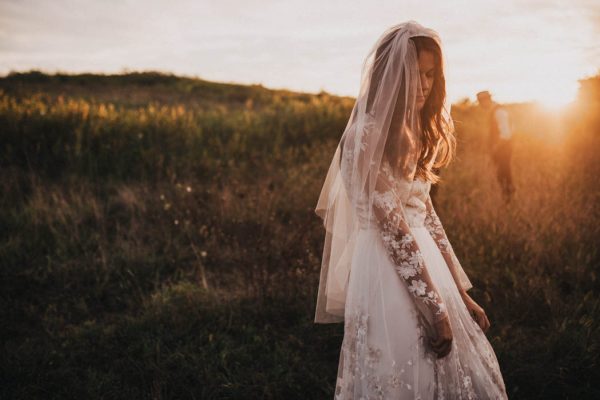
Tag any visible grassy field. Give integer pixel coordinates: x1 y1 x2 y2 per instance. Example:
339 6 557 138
1 70 599 399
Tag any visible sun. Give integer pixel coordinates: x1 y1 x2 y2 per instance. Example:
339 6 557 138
535 84 578 112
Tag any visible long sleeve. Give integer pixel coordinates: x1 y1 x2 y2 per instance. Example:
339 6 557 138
424 194 473 293
371 164 449 326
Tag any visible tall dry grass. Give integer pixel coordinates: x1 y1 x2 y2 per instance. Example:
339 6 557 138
0 71 598 399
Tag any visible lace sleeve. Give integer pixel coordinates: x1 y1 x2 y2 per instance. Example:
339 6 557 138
371 165 449 325
424 194 473 293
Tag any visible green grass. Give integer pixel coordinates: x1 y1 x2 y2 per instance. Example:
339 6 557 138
0 71 599 399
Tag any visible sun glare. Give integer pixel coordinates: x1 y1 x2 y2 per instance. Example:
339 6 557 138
538 98 569 112
536 87 577 112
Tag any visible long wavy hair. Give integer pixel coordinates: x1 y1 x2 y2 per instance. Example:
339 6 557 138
412 36 456 183
383 35 456 184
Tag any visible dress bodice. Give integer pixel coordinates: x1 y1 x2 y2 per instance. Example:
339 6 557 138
403 177 431 227
355 159 432 229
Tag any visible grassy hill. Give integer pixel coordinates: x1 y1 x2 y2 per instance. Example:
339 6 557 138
0 70 599 399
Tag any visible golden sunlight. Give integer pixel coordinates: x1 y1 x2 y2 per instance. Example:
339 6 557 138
1 1 600 398
537 88 577 112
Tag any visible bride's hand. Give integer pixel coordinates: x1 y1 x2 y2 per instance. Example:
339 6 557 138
429 315 453 358
461 292 490 332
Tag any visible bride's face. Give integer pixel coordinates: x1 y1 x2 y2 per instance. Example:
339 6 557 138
416 49 435 111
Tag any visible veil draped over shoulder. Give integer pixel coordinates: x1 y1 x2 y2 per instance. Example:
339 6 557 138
314 21 465 324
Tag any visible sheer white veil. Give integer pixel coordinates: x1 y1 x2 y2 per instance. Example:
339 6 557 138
314 21 453 323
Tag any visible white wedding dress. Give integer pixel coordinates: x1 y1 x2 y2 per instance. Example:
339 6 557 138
333 160 508 399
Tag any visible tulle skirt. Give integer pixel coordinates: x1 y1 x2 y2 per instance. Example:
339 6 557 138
334 226 509 399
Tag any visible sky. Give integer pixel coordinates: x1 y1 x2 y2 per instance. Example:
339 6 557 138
1 0 599 107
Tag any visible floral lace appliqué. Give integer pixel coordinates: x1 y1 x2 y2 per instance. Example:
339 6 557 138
335 309 426 399
375 203 448 321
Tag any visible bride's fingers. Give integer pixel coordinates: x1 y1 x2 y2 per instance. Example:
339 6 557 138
430 337 452 351
479 312 490 332
483 314 491 331
431 335 451 345
470 309 478 322
477 310 487 330
435 340 452 358
431 339 447 350
429 338 442 348
429 339 444 354
476 312 484 329
438 346 452 358
476 311 485 329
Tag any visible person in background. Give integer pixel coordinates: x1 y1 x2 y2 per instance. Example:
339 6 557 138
476 90 515 203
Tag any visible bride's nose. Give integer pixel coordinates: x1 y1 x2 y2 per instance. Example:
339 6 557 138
420 75 430 92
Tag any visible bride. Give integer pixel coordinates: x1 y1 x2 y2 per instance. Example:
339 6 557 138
314 21 509 399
